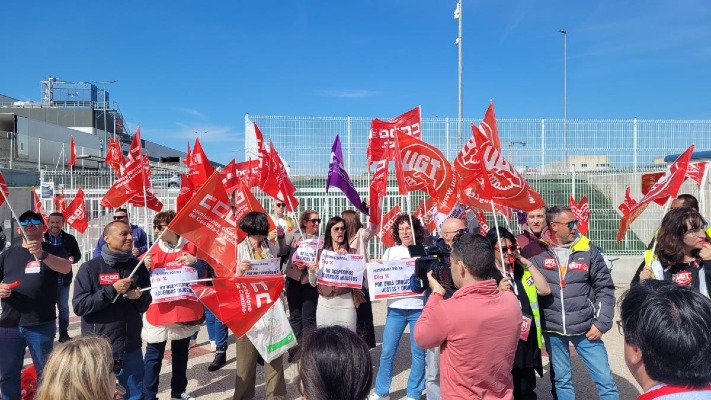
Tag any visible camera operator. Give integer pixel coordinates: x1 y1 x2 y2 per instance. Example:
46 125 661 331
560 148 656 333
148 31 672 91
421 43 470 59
409 218 463 400
414 233 522 399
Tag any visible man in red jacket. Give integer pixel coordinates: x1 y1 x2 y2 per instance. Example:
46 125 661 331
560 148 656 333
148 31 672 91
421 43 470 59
415 233 522 400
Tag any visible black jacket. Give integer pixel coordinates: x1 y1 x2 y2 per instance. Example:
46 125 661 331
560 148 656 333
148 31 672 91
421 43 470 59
72 255 151 355
44 230 82 286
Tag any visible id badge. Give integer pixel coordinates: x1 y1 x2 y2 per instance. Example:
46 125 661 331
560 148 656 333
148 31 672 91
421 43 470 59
520 314 533 341
25 261 41 274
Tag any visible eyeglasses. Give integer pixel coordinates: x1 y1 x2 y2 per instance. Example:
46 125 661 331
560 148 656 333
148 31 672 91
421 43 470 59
276 203 286 208
554 220 579 230
113 215 128 221
307 218 321 224
153 224 167 231
19 218 42 226
333 226 345 232
495 245 518 252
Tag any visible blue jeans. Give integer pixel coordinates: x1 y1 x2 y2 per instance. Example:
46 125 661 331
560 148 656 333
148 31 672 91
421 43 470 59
425 347 440 400
116 348 145 400
143 338 190 399
0 322 55 400
56 282 70 335
205 307 228 347
544 332 619 400
374 307 425 399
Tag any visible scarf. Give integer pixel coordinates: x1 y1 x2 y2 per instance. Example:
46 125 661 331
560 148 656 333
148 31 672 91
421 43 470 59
101 244 133 266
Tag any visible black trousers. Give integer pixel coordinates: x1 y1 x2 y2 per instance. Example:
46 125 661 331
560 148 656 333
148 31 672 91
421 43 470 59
355 287 377 348
285 277 318 345
512 367 537 400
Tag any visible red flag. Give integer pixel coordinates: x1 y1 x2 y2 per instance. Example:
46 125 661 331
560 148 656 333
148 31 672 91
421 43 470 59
617 145 694 241
183 142 192 167
392 130 458 213
0 172 9 207
67 136 76 168
233 179 275 243
369 159 389 225
101 156 146 209
125 127 143 168
188 138 215 187
569 196 590 236
53 188 67 214
480 102 502 152
191 276 284 338
176 174 195 213
476 211 490 235
105 137 123 176
167 172 239 277
32 189 49 226
260 141 299 211
65 189 88 233
377 205 402 247
686 162 708 188
367 106 422 164
469 124 545 212
414 198 437 233
221 159 240 194
142 155 152 188
641 172 665 198
454 124 494 209
235 159 261 189
618 187 638 216
128 190 163 212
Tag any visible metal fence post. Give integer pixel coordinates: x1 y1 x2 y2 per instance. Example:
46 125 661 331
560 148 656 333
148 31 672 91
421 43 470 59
633 117 638 174
540 119 545 175
347 116 352 171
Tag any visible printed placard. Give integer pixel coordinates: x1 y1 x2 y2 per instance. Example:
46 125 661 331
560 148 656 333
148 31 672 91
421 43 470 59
366 259 420 301
150 266 198 303
291 238 324 266
243 258 282 277
316 250 365 289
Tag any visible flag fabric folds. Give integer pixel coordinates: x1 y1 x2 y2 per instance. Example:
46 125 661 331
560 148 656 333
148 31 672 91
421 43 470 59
617 144 694 241
377 205 402 248
67 136 76 168
569 196 590 236
32 189 49 226
367 106 421 165
369 159 389 225
260 140 299 211
326 134 368 215
191 275 285 338
65 189 88 233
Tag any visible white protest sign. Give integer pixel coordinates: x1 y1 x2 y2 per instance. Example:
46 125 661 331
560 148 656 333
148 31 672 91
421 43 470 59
366 259 420 301
243 257 282 276
316 250 366 289
291 238 324 266
150 266 199 303
434 203 467 234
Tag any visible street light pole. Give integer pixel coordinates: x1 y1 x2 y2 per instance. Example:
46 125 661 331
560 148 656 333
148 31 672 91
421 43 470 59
558 30 567 171
454 0 463 146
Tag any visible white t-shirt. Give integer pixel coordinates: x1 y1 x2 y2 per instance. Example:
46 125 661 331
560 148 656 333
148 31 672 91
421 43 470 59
382 245 424 310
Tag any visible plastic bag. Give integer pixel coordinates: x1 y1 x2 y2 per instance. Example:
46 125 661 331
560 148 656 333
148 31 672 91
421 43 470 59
246 298 297 363
21 365 37 400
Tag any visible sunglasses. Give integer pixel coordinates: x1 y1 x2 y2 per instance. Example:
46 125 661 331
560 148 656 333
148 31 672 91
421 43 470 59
495 245 518 252
307 218 321 224
113 215 128 221
333 226 346 232
19 218 43 227
153 225 167 231
276 203 286 207
555 220 579 230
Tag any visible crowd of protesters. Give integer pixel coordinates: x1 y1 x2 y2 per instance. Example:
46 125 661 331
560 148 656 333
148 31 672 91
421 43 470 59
1 192 711 400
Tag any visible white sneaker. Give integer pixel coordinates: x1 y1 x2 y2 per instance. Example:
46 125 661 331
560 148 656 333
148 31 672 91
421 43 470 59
170 393 195 400
368 393 389 400
406 398 419 400
210 340 216 352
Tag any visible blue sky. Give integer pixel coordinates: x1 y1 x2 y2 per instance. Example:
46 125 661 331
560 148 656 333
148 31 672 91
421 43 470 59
3 0 711 164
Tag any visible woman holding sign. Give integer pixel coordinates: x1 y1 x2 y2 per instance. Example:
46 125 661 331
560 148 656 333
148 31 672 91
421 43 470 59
308 216 364 332
141 210 207 400
276 209 322 363
234 211 287 400
370 214 427 400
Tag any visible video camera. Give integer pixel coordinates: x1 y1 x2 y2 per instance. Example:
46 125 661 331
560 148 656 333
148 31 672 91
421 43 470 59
409 244 454 291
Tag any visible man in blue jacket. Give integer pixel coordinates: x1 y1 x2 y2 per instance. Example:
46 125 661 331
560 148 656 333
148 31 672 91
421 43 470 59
92 208 148 259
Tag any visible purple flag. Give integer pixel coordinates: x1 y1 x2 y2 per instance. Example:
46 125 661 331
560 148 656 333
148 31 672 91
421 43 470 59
326 134 369 215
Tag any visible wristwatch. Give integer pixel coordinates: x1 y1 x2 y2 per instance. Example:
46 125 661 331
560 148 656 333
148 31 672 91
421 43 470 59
39 251 49 261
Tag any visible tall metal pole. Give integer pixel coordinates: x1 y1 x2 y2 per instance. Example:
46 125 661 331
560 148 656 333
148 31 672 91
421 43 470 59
558 30 567 171
455 1 463 146
92 80 117 157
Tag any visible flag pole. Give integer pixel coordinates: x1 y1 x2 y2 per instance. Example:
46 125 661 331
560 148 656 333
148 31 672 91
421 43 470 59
0 187 40 262
406 195 416 246
490 200 506 276
285 195 304 239
700 162 710 216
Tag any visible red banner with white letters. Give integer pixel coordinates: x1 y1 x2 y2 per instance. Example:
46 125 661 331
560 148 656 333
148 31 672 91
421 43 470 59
569 195 590 236
377 205 402 248
65 189 88 233
191 275 285 338
369 159 389 225
167 172 239 277
367 106 422 165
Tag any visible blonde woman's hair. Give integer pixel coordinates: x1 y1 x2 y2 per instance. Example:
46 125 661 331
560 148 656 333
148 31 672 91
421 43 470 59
36 336 114 400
